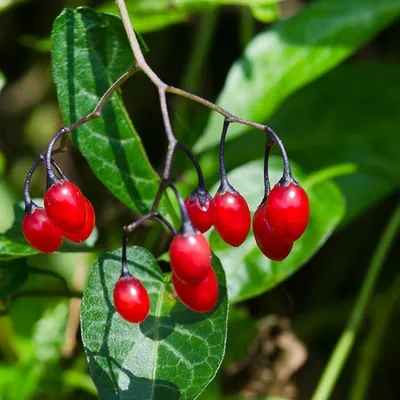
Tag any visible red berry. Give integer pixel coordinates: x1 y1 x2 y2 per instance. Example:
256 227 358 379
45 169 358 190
22 208 63 253
169 232 211 284
266 181 310 242
172 267 218 312
185 192 215 233
44 180 87 234
113 276 150 323
214 190 251 247
253 203 293 261
63 198 95 243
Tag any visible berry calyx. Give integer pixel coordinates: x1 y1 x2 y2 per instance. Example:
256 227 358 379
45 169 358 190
113 275 150 323
169 232 211 284
172 267 218 313
22 207 63 253
44 180 87 234
185 188 215 233
253 203 293 261
63 198 96 243
266 181 310 242
214 189 251 247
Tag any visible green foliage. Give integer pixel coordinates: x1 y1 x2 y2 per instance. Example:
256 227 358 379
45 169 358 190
208 158 345 302
251 3 280 23
51 8 166 214
81 246 228 399
99 0 279 33
195 0 400 152
0 301 69 400
2 0 400 398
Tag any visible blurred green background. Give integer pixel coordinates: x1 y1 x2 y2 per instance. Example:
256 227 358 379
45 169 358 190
0 0 400 399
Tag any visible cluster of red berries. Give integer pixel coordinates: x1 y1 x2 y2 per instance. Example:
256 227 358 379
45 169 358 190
23 121 308 327
185 180 309 261
113 196 219 324
22 179 95 253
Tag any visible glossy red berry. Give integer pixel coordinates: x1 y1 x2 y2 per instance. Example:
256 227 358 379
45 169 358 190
44 180 87 234
169 232 211 284
63 198 95 243
172 267 218 312
266 181 310 242
185 192 215 233
22 208 63 253
253 203 293 261
214 190 251 247
113 276 150 323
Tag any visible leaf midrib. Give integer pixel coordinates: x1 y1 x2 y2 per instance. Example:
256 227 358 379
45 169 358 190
149 280 166 400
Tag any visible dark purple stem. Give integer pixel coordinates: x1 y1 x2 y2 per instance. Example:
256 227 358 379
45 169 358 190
218 119 235 193
176 142 205 188
167 181 195 236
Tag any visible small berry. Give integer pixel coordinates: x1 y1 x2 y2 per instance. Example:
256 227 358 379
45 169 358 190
253 203 293 261
214 190 251 247
169 232 211 284
172 267 218 312
63 198 95 243
22 208 63 253
44 180 87 234
113 276 150 323
266 181 310 242
185 190 215 233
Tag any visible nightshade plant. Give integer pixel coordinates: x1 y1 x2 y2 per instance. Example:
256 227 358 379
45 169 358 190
20 0 311 397
0 0 398 399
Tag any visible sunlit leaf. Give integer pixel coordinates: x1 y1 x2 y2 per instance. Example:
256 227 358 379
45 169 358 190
99 0 279 33
195 0 400 152
81 246 228 399
52 8 167 214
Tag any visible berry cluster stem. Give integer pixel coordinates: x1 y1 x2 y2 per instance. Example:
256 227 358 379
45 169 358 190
263 142 273 202
26 0 295 262
176 142 206 188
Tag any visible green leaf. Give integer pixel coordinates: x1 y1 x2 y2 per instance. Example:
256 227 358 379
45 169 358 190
52 7 164 214
195 0 400 152
81 246 228 400
0 201 97 261
209 158 345 302
98 2 188 33
98 0 279 33
10 301 69 400
0 259 28 300
251 3 280 23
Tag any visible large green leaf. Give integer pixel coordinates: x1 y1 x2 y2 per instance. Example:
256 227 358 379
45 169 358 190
81 246 228 399
195 0 400 152
52 8 164 214
208 158 345 302
99 0 279 33
0 201 97 261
